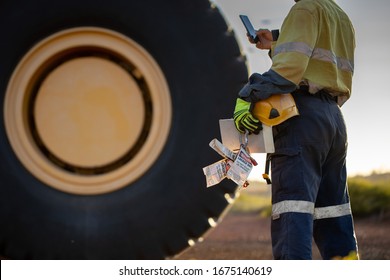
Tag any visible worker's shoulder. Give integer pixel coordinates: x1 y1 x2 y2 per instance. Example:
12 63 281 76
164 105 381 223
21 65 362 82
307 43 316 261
293 0 324 13
292 0 344 18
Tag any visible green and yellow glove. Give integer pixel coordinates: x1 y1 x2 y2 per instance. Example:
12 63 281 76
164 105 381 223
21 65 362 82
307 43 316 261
233 98 262 134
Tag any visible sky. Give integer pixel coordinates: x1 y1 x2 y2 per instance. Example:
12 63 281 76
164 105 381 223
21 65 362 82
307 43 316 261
213 0 390 177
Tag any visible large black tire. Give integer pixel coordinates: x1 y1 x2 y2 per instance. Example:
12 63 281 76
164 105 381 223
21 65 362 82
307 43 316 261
0 0 247 259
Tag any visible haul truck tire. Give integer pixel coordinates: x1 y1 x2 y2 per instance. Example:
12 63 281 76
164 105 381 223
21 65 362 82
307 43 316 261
0 0 247 259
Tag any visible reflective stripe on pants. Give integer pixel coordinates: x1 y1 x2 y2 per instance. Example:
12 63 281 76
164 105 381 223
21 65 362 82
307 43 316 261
271 200 352 220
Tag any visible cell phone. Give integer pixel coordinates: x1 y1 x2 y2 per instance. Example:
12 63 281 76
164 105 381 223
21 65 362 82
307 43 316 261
239 15 259 43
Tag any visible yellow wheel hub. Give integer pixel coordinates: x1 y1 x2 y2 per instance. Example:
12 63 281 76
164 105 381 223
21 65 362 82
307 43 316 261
4 27 172 195
34 57 145 168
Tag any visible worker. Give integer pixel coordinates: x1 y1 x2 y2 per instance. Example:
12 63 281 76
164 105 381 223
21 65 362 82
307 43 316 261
233 0 358 259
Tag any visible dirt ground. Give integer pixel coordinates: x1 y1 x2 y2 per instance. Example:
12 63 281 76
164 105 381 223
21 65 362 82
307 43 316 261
174 211 390 260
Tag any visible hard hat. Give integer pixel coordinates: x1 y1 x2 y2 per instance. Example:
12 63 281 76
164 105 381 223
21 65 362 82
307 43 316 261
252 93 299 126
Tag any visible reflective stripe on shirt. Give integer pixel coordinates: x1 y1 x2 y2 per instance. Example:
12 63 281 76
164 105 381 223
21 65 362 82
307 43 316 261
272 200 352 220
274 42 354 73
274 42 313 57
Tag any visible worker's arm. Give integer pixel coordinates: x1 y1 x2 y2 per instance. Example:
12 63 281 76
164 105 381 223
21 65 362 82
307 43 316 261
240 5 317 102
271 6 318 85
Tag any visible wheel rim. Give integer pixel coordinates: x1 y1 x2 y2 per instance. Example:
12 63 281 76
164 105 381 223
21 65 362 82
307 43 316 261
4 27 172 195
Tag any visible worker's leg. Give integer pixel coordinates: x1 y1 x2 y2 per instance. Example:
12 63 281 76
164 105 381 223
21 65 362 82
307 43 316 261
313 103 358 259
270 141 323 259
270 93 328 259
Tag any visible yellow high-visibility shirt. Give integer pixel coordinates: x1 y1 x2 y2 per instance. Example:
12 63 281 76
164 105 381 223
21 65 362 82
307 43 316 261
270 0 355 105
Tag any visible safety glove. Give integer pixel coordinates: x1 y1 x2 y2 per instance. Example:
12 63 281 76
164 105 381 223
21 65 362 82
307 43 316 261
233 98 262 134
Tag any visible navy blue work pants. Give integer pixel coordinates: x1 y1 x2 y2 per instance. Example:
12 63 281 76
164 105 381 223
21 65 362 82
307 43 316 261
270 90 358 259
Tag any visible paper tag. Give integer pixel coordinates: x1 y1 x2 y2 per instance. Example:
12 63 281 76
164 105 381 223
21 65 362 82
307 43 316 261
209 139 236 160
202 159 232 188
226 146 253 186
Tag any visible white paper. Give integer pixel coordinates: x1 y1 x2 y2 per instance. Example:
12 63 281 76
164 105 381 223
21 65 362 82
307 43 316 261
209 138 236 160
202 159 232 188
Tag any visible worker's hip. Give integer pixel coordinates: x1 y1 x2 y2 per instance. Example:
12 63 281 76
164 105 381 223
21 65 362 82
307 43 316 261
293 86 338 103
272 88 346 147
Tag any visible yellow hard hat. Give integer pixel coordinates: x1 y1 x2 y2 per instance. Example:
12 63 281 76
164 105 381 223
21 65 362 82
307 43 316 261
252 93 299 126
